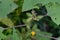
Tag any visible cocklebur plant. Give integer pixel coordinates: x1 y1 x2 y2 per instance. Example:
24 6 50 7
0 0 60 40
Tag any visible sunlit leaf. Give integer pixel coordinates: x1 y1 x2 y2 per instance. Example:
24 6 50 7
0 0 18 18
46 2 60 25
22 0 59 11
0 18 14 27
36 15 43 21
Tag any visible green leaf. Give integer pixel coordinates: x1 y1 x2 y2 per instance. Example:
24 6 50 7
36 15 43 21
36 31 52 40
0 27 7 40
0 0 18 18
32 24 39 31
46 2 60 25
22 13 33 29
26 13 33 17
12 27 22 40
22 0 37 11
22 0 59 12
0 18 14 27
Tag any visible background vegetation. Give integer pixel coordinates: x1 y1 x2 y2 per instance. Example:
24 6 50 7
0 0 60 40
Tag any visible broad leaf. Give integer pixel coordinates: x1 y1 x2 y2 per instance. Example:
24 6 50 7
0 0 18 18
22 0 58 12
46 2 60 25
0 18 14 27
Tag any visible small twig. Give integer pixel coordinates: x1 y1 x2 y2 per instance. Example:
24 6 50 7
13 24 26 28
2 24 26 30
0 24 58 40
